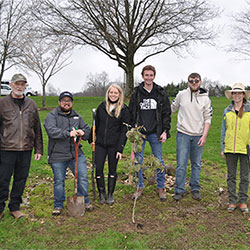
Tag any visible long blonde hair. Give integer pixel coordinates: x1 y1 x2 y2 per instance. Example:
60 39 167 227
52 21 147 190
105 84 124 118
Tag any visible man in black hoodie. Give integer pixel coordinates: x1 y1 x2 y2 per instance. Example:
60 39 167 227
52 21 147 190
129 65 171 201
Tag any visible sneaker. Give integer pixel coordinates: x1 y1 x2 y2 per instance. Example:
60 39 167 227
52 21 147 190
191 191 201 201
52 208 63 216
10 210 26 219
0 212 4 220
227 204 237 213
131 188 144 200
239 203 249 213
85 203 94 212
173 193 184 201
157 188 167 201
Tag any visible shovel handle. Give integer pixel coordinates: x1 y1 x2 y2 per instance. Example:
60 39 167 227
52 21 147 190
92 125 96 151
72 136 81 195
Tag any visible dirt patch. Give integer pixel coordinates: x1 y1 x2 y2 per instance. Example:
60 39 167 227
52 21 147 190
20 161 250 249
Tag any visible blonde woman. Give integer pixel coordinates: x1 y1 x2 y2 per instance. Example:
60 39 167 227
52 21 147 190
221 83 250 213
89 84 130 205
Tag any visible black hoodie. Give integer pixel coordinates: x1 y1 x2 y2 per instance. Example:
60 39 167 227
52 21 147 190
129 82 171 139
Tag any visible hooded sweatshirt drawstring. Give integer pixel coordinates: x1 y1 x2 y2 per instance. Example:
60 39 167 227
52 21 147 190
190 91 200 104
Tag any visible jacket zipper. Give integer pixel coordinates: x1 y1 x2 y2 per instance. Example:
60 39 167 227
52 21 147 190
20 110 23 148
233 114 238 153
69 117 74 159
104 115 109 145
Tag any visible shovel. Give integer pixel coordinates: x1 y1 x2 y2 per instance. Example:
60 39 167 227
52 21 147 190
67 136 85 218
91 109 97 201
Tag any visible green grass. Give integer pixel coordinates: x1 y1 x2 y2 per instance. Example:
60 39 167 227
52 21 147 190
0 96 249 249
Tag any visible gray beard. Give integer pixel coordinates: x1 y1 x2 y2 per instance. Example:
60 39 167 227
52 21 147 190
12 90 25 97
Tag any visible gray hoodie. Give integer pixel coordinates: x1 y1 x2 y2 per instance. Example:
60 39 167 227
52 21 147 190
171 87 213 136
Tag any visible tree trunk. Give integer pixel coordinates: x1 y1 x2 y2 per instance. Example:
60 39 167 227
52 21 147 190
125 62 135 98
0 54 7 96
42 83 46 108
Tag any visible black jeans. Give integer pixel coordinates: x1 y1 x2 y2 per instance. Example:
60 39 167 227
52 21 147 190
225 153 249 204
95 145 118 178
0 150 32 212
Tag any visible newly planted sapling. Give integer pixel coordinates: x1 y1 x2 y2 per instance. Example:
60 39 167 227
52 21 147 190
125 126 164 223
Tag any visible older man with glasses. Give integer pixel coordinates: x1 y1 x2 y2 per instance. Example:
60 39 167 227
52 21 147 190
171 73 213 201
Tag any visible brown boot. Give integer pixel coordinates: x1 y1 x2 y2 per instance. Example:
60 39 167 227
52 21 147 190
10 210 26 219
157 188 167 201
85 203 94 212
0 212 4 220
131 188 144 200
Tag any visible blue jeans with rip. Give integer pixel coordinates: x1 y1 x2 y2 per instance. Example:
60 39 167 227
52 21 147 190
51 153 90 209
175 132 203 194
136 133 165 189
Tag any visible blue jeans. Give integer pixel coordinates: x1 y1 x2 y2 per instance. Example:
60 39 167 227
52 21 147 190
51 154 89 209
136 133 165 189
175 132 203 194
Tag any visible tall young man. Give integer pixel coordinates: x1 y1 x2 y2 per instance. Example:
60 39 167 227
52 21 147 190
171 73 212 201
129 65 171 201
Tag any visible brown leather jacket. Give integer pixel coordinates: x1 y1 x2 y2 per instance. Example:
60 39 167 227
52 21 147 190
0 95 43 154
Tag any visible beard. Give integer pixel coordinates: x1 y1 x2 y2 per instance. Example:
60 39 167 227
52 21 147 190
190 85 200 92
12 90 25 97
61 106 72 113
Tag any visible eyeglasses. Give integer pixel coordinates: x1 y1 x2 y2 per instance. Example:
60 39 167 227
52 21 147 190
60 100 72 104
189 79 200 84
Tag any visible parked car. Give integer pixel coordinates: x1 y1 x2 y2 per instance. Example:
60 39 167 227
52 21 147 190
25 84 38 96
1 84 12 96
1 81 38 96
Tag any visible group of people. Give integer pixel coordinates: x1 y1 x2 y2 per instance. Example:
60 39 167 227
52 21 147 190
0 65 249 220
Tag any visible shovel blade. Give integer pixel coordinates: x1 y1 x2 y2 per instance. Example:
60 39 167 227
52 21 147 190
67 195 85 218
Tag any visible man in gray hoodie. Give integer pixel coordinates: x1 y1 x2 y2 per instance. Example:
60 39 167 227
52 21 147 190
171 73 212 201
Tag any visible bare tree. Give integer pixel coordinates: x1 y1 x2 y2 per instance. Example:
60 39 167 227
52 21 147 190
202 77 220 91
80 71 110 96
15 30 72 107
231 2 250 59
0 0 31 94
46 83 61 96
36 0 218 97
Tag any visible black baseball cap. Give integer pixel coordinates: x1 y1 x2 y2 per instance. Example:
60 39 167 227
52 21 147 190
59 91 73 101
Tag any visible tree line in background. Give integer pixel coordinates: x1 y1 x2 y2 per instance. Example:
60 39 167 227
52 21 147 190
65 71 249 98
1 0 250 106
37 70 250 98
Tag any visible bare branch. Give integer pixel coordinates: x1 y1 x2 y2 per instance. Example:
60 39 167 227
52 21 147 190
36 0 219 96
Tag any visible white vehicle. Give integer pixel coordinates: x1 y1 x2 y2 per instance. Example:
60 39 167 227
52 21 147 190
1 81 38 96
25 84 38 96
1 84 12 96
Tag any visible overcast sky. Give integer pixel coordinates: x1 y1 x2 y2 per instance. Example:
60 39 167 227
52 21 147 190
4 0 250 94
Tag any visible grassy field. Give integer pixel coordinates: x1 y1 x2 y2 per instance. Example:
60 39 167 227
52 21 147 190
0 96 249 249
